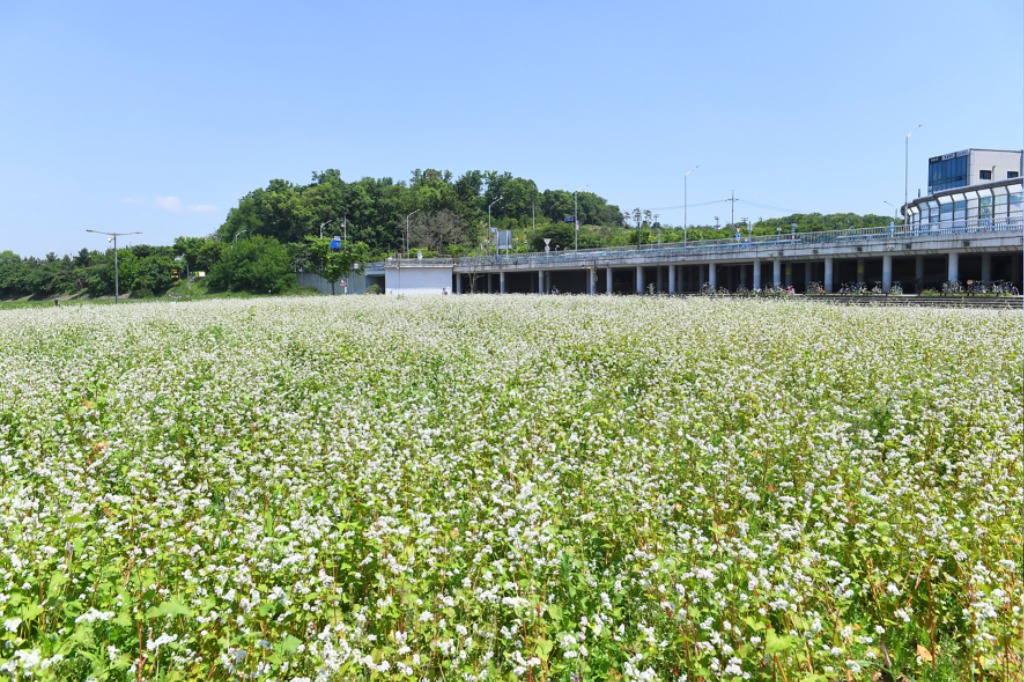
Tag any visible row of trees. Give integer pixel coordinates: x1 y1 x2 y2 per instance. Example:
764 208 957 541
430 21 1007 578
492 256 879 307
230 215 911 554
1 166 895 299
0 247 179 300
0 236 359 300
216 169 625 256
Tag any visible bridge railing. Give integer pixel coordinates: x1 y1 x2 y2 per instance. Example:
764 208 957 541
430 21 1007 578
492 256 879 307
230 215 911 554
455 217 1023 267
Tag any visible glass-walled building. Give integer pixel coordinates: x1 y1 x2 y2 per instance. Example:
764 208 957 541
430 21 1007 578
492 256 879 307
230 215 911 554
905 148 1022 229
928 148 1021 193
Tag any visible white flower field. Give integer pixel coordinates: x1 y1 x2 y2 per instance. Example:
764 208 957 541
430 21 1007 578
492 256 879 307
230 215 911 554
0 296 1021 681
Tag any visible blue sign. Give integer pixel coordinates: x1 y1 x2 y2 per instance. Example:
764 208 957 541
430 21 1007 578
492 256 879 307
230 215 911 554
563 216 575 222
330 238 342 251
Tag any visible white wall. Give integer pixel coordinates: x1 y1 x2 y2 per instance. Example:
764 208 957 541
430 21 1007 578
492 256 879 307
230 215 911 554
970 149 1022 185
384 265 453 295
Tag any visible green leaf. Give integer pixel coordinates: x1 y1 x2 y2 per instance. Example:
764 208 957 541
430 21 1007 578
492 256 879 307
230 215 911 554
765 628 795 655
545 603 563 622
742 616 765 632
145 597 193 620
20 601 44 622
278 635 303 654
47 570 69 598
534 638 554 662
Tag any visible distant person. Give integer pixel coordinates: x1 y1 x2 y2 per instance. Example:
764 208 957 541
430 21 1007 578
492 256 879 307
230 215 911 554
442 287 448 295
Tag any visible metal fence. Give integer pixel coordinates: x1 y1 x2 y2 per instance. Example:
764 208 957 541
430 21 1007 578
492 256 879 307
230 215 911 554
455 218 1024 268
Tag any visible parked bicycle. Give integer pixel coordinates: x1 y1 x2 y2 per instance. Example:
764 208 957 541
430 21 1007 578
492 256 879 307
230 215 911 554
992 280 1020 296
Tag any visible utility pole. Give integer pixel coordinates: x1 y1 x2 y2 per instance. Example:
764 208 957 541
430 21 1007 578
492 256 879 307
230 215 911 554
729 190 737 230
684 166 698 246
86 229 142 304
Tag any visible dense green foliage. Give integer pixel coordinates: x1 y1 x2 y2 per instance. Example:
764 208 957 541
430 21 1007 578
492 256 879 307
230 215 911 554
0 247 177 301
206 235 295 294
0 297 1019 680
3 166 897 300
215 169 626 255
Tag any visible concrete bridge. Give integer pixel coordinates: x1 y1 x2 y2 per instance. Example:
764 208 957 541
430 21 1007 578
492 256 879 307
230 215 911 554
451 219 1024 295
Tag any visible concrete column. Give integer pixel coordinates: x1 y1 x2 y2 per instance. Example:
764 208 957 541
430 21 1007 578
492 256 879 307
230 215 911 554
772 259 781 288
739 265 747 289
708 263 717 290
981 253 992 284
588 268 596 295
538 270 544 293
636 266 645 294
915 256 925 292
606 267 613 294
824 257 834 293
456 275 462 294
856 258 865 285
784 263 792 287
668 265 676 294
487 274 493 293
947 252 959 284
882 255 893 293
499 271 506 294
753 260 762 290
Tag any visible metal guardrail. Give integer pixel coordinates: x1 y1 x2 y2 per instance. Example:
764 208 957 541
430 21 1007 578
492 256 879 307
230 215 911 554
454 218 1024 268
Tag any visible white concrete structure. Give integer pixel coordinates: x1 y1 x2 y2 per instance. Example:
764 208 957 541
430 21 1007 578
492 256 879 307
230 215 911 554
384 259 454 295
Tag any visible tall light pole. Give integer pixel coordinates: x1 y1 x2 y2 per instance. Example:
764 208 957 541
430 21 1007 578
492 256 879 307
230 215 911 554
684 165 698 245
488 196 502 258
573 190 580 251
883 200 898 222
234 229 248 243
319 220 332 238
572 186 589 251
905 124 923 222
405 210 419 255
86 229 141 304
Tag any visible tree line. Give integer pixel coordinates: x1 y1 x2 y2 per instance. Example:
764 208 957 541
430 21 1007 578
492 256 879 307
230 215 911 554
1 167 893 299
215 168 626 254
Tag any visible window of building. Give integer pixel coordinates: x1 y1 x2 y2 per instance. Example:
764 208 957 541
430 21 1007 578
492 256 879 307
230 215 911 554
979 169 992 180
928 155 968 193
1009 171 1020 179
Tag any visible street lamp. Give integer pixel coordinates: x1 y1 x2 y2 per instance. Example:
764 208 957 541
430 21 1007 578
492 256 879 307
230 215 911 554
488 196 503 258
405 210 420 256
572 186 589 251
234 229 248 243
573 190 580 251
319 220 332 238
883 201 899 222
684 165 698 245
904 124 923 222
86 229 141 304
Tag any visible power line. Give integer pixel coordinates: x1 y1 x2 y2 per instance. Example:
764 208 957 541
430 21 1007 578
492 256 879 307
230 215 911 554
649 199 730 211
650 197 801 215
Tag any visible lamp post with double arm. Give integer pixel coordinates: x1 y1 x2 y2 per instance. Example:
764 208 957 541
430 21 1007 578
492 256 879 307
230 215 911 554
86 229 142 304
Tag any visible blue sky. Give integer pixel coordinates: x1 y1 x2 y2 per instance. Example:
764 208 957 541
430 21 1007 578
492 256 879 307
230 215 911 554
1 0 1021 258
